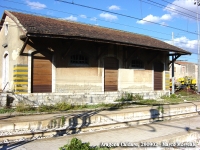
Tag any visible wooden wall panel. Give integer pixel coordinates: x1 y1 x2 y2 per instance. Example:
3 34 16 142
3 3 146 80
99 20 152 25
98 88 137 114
104 57 118 91
154 62 163 90
32 58 52 93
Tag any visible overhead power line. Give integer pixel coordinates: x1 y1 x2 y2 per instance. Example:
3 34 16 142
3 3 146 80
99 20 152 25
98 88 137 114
55 0 198 35
0 4 199 49
142 0 199 20
162 0 198 14
3 0 200 38
0 1 199 54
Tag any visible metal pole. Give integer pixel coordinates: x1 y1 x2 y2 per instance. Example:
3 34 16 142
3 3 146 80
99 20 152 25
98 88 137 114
172 32 175 94
172 55 175 94
195 0 200 92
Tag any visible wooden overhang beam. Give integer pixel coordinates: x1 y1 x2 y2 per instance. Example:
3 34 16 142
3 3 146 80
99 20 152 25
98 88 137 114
148 52 160 64
125 49 139 63
26 33 192 55
96 44 108 60
27 39 53 57
62 40 74 59
168 54 181 65
19 36 29 55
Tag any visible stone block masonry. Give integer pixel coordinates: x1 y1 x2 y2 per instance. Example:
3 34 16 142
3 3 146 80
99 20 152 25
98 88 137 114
7 90 170 106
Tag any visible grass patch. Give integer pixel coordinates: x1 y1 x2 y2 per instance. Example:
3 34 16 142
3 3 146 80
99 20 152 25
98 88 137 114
115 92 143 102
0 108 15 114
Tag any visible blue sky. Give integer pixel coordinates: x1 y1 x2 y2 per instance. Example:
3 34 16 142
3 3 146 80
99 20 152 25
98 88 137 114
0 0 199 63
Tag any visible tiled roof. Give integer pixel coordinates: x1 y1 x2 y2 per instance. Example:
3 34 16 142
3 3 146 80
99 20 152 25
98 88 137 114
175 61 197 65
2 10 191 54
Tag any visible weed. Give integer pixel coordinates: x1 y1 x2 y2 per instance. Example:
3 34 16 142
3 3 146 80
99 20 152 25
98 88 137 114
55 102 72 111
38 104 55 112
61 116 65 126
59 137 110 150
157 105 164 113
170 94 177 99
115 92 143 102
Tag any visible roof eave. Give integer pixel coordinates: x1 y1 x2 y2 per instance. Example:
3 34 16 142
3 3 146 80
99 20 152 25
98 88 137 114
26 32 191 55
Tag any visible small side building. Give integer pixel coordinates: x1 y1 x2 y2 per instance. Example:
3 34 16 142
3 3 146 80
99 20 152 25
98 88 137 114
169 61 198 83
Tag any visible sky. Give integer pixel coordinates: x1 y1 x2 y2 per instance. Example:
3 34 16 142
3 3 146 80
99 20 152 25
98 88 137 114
0 0 200 63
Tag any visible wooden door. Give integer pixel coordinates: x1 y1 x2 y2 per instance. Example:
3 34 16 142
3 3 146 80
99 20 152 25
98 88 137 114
154 62 163 90
32 55 52 93
104 57 118 91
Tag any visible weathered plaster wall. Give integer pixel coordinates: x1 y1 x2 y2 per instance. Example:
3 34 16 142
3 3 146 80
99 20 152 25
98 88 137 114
56 67 102 93
119 69 152 91
0 16 25 91
53 42 169 93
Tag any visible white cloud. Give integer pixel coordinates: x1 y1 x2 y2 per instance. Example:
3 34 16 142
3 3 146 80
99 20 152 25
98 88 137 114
80 15 87 18
99 13 118 21
164 36 197 53
164 0 198 19
90 17 97 21
160 14 172 20
137 14 171 24
62 15 77 21
108 5 121 10
25 0 46 10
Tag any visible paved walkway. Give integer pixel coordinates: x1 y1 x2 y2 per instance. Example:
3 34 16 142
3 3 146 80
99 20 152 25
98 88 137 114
0 115 199 150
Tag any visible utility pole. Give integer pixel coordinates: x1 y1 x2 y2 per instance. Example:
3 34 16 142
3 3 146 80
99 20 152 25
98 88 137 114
172 32 175 94
194 0 200 92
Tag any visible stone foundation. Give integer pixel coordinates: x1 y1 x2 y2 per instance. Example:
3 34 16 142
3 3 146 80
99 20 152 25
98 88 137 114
1 90 170 106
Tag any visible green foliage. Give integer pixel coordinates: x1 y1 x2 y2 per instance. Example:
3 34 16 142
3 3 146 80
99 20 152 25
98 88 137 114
170 94 177 98
59 138 109 150
133 94 144 100
115 92 143 102
137 99 159 105
38 104 55 112
55 102 72 111
160 95 169 99
16 102 36 113
0 108 15 114
157 105 164 113
61 116 65 126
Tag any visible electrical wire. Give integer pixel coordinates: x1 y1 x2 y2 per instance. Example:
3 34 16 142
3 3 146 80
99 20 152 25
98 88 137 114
0 1 199 54
162 0 198 14
3 0 200 39
55 0 198 35
0 5 199 50
146 0 198 19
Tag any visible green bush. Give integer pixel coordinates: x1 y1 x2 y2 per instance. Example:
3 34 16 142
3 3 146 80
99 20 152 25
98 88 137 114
133 94 143 100
59 137 109 150
0 108 15 114
115 92 143 102
170 94 177 99
55 102 72 111
16 102 36 112
38 104 55 112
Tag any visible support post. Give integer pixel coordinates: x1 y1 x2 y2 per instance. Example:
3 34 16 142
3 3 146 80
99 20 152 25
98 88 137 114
172 55 175 94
